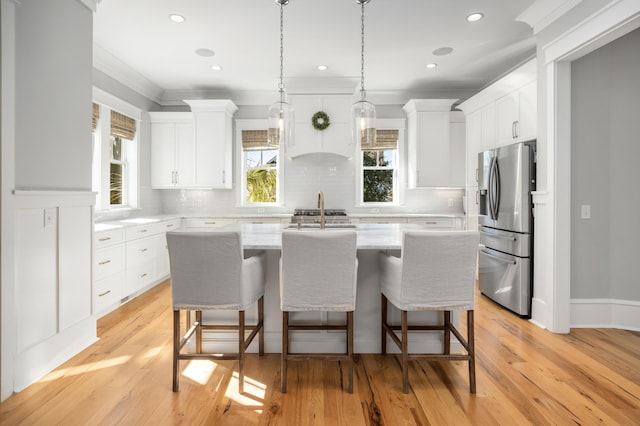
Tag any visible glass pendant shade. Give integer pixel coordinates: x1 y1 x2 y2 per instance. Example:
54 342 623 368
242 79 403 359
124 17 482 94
267 100 294 148
351 98 376 147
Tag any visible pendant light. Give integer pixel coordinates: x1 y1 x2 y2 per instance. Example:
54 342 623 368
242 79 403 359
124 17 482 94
268 0 294 148
351 0 376 147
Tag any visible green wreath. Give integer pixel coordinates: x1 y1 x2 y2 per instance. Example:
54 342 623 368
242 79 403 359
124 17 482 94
311 111 330 131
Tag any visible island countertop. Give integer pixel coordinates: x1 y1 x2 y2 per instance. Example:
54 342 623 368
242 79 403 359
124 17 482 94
184 222 444 250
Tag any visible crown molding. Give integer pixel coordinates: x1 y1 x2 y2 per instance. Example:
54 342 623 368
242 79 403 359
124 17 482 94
93 44 164 105
517 0 583 34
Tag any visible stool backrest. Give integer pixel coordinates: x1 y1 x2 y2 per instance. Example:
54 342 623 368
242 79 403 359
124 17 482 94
400 231 479 309
167 231 244 309
280 230 358 312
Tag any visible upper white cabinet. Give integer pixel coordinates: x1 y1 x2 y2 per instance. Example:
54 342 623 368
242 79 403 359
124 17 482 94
150 99 237 189
403 99 464 188
496 80 537 146
150 112 195 188
288 95 354 158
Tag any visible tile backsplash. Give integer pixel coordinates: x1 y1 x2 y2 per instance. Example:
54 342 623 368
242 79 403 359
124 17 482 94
159 153 464 216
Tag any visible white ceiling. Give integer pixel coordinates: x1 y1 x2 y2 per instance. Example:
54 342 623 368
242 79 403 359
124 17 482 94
93 0 536 105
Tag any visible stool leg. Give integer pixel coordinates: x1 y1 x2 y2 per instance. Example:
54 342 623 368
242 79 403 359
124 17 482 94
258 296 264 356
402 310 409 394
381 294 388 355
444 311 451 355
172 310 180 392
239 310 246 393
468 310 476 394
195 310 203 354
281 311 289 393
347 311 354 394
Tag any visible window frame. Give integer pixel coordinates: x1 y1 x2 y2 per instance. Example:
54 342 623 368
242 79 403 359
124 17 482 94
356 118 405 206
92 87 141 213
235 119 284 207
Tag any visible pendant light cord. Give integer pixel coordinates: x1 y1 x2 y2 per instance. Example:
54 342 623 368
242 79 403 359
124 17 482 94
360 0 366 101
279 2 285 104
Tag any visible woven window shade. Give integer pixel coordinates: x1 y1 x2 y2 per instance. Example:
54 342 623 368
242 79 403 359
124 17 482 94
362 129 399 150
92 103 100 132
242 130 277 150
110 110 137 140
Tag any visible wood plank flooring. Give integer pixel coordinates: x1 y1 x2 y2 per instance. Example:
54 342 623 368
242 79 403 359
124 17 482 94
1 280 639 425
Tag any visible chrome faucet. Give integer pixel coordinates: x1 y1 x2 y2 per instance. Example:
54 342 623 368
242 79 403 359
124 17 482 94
317 191 325 229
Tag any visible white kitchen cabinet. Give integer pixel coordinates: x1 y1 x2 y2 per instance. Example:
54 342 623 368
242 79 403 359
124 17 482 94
465 112 482 186
93 228 125 316
149 112 196 188
288 95 354 158
151 100 237 189
403 99 463 188
480 104 497 152
449 111 466 187
185 218 234 228
235 217 283 224
359 217 407 224
496 80 537 147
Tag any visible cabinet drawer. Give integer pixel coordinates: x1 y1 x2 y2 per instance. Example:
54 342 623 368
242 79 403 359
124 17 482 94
95 228 125 249
158 219 182 232
407 217 457 229
126 223 160 240
94 245 125 281
359 217 407 224
93 272 123 315
186 218 233 228
126 237 156 266
155 234 170 279
126 261 156 294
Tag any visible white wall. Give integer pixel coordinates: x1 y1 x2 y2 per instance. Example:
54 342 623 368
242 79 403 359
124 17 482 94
571 28 640 301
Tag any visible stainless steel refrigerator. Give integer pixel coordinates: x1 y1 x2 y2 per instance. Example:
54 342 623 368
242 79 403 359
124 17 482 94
477 140 536 317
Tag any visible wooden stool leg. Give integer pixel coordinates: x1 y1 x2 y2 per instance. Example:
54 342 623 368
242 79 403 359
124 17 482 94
258 296 264 356
381 294 388 355
195 310 203 353
444 311 451 355
468 310 476 394
172 310 180 392
347 311 354 394
239 310 246 393
281 311 289 393
402 310 409 394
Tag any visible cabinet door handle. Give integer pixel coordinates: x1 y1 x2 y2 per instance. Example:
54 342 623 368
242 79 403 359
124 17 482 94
140 248 148 253
139 229 148 233
476 190 480 205
222 170 226 184
165 224 174 228
140 273 148 278
514 120 519 138
475 168 479 183
424 221 437 225
204 221 216 225
98 237 111 242
98 260 111 265
98 290 112 298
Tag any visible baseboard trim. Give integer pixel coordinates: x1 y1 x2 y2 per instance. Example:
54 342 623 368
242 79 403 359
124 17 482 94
570 298 640 331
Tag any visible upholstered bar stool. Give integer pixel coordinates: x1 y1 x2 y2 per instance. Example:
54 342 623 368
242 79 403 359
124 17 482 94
166 230 266 393
379 230 479 393
280 230 358 393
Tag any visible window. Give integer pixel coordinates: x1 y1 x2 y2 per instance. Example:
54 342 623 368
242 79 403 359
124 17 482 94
92 92 140 212
241 129 281 205
360 129 399 204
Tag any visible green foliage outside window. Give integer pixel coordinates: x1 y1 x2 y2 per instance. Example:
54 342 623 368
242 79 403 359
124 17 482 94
362 150 394 202
246 169 277 203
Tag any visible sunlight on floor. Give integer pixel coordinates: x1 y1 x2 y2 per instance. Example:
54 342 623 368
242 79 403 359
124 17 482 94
39 355 132 382
142 345 163 358
226 372 266 411
182 360 217 385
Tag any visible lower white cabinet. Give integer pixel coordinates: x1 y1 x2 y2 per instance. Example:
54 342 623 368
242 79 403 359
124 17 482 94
93 218 182 317
359 217 408 224
407 217 463 229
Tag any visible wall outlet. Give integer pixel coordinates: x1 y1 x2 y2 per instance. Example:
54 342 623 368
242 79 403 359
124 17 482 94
44 208 56 228
581 205 591 219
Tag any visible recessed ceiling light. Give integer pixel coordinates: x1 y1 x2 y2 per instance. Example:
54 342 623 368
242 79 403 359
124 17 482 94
426 63 438 69
195 48 215 57
466 12 484 22
169 14 185 23
211 65 223 71
317 65 328 71
432 47 453 56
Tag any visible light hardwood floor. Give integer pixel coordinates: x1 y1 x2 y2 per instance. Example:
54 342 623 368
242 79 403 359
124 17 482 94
1 280 639 425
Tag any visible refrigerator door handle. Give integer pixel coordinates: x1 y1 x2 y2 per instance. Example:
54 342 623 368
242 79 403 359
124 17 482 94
480 248 517 265
488 157 495 220
493 158 501 219
479 229 516 241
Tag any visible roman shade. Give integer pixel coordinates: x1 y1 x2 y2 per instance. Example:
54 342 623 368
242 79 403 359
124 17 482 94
242 130 278 150
92 103 100 132
362 129 398 150
110 110 137 140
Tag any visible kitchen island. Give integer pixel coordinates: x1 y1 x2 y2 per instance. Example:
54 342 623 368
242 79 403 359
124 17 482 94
185 223 467 354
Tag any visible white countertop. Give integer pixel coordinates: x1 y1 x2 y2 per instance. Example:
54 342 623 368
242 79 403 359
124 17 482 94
178 223 458 250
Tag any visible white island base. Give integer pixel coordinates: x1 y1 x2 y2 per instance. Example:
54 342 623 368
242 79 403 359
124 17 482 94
189 224 464 355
